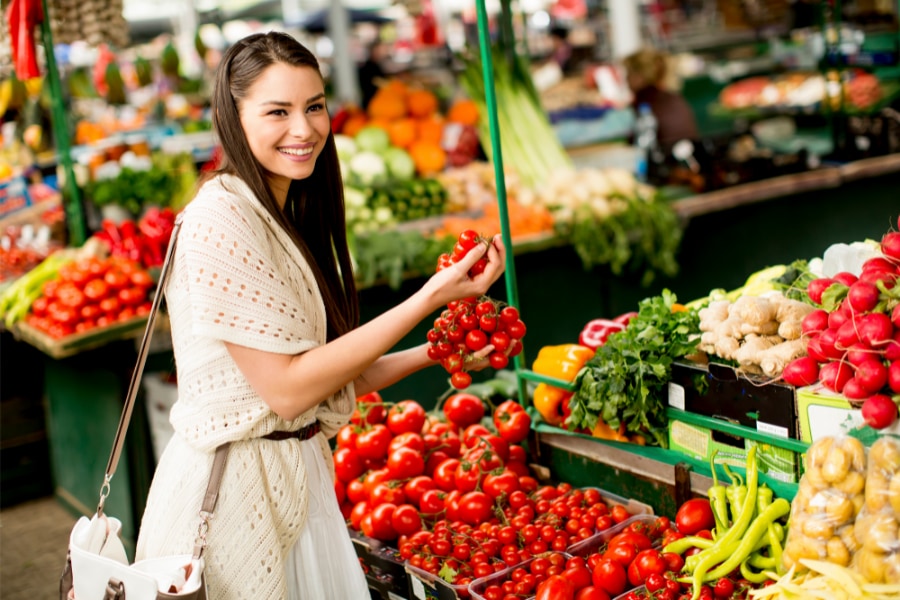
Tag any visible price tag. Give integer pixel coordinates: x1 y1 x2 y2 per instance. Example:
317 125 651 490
667 382 685 410
409 574 426 600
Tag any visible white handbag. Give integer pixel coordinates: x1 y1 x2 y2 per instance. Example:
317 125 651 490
59 219 230 599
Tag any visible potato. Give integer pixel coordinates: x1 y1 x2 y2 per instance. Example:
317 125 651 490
802 516 835 540
843 437 866 473
807 437 834 470
835 471 866 497
852 493 865 516
889 473 900 517
840 524 859 553
855 548 887 583
866 470 892 511
785 535 826 563
803 466 828 490
825 494 855 523
863 514 899 552
822 446 851 483
870 437 900 474
826 536 851 566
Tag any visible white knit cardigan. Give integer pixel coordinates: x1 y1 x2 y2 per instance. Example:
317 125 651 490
135 174 354 599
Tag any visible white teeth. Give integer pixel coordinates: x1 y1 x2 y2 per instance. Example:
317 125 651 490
279 147 313 156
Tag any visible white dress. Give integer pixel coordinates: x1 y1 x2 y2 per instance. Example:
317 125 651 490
286 439 369 599
137 173 368 598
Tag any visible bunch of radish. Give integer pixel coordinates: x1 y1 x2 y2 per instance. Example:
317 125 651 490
782 227 900 429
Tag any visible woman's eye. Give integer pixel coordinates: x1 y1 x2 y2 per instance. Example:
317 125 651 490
308 103 325 113
268 109 288 116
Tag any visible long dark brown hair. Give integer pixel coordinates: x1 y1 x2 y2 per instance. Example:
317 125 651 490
210 31 359 340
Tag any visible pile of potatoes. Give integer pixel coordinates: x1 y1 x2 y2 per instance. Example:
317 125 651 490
852 436 900 584
783 436 867 570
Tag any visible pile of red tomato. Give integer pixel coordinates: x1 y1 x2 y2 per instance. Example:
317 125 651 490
333 392 647 593
24 256 154 338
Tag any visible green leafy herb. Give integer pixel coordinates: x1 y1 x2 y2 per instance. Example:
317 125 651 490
562 192 683 287
350 229 455 289
567 290 700 448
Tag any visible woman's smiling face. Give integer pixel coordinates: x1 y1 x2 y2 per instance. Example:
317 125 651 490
238 62 331 206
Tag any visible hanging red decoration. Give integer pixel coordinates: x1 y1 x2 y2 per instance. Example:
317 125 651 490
6 0 44 80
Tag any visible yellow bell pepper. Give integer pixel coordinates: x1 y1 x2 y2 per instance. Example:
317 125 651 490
532 344 594 381
592 418 630 443
531 344 593 426
533 384 572 427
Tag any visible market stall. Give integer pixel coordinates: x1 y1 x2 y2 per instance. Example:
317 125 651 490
2 1 900 599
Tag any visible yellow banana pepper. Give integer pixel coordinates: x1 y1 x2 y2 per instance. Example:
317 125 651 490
531 344 593 426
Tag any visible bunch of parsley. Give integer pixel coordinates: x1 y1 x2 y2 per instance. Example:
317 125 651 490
567 289 700 448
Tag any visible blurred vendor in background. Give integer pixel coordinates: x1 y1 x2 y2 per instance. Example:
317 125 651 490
623 47 699 147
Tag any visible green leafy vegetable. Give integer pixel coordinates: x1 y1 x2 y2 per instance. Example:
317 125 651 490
567 290 700 448
563 192 683 287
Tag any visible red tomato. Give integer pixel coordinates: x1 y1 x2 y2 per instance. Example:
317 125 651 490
536 574 575 600
482 469 520 499
368 503 398 540
402 476 436 506
369 482 406 507
603 542 638 567
591 558 627 596
349 501 370 530
386 400 427 435
346 479 367 505
386 446 425 479
608 531 653 551
562 566 593 591
450 370 473 390
336 425 358 449
493 400 531 443
351 392 387 426
610 505 631 524
675 499 716 536
576 587 611 600
82 278 110 301
117 286 146 307
103 269 129 291
332 447 363 482
129 269 154 288
418 489 445 516
458 491 493 525
391 504 422 537
443 393 485 427
634 549 667 580
355 424 391 460
433 458 461 491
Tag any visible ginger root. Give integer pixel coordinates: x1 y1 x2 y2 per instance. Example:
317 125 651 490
759 338 808 377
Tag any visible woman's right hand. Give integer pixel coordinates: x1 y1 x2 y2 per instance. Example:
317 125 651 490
420 235 506 309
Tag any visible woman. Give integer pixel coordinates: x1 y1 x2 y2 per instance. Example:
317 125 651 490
623 47 699 148
135 31 505 599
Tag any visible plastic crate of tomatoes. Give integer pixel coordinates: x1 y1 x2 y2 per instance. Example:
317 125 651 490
403 487 653 600
466 515 666 600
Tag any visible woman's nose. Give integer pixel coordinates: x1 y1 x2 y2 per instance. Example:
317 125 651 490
289 112 313 137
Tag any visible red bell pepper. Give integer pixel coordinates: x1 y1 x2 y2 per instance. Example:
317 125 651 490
578 318 625 351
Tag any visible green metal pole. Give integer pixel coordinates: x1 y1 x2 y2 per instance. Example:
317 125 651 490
39 0 87 246
473 0 528 406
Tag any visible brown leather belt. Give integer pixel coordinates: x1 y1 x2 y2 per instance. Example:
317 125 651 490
262 421 320 441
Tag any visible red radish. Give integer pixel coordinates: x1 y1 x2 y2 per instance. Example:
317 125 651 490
855 358 889 394
819 360 853 393
818 329 845 360
882 232 900 263
863 257 897 272
861 394 898 429
889 360 900 393
833 272 859 286
806 337 828 363
846 342 877 366
858 312 893 347
808 278 837 305
847 281 880 313
842 377 870 400
828 309 849 331
836 320 862 349
887 331 900 362
892 304 900 329
859 269 898 288
782 357 820 387
802 310 829 336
